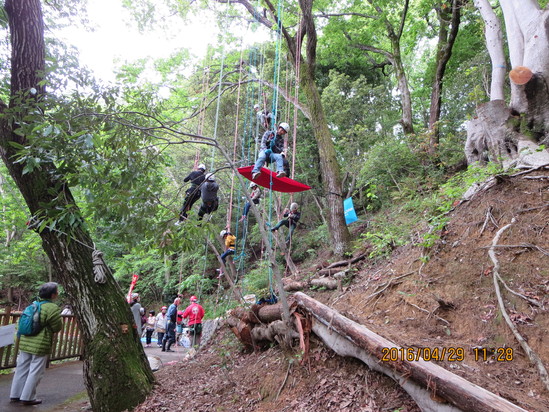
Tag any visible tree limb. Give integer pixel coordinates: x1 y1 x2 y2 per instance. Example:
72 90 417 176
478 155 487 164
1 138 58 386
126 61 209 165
488 218 549 392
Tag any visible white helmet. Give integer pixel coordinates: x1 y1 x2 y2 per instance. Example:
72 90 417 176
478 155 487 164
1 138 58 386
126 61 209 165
249 182 257 188
254 104 260 110
220 230 228 237
290 202 298 211
198 164 206 171
206 173 215 181
279 122 290 133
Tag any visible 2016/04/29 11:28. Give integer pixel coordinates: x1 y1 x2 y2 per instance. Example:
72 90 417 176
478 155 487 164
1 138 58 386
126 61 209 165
380 347 514 362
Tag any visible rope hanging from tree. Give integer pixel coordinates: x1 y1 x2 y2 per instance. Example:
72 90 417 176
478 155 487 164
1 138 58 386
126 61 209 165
92 249 108 284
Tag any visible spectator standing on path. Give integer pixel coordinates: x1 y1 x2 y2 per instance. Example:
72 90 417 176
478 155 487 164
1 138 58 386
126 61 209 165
10 282 62 406
162 297 180 352
129 293 142 332
178 164 206 221
197 173 219 220
144 310 156 347
271 202 301 244
182 296 205 347
252 123 290 180
155 306 168 347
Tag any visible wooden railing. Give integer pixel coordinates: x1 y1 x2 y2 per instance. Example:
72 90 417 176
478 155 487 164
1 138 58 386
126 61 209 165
0 308 83 370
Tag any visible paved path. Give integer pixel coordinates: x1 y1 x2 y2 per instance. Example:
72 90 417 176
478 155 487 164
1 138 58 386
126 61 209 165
0 319 219 411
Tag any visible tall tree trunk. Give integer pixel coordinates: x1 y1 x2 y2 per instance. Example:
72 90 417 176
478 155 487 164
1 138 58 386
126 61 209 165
0 1 155 411
300 63 351 255
428 0 463 153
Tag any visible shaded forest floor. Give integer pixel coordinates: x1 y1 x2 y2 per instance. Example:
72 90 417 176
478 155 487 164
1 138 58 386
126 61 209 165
133 170 548 412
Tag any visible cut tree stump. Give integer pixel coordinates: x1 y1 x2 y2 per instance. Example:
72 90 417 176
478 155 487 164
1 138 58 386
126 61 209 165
509 66 532 85
294 292 526 412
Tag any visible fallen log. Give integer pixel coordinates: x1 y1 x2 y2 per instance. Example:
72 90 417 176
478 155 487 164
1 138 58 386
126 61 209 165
283 281 308 292
311 277 338 290
294 292 526 412
250 320 300 343
317 267 350 276
321 253 367 270
257 303 284 323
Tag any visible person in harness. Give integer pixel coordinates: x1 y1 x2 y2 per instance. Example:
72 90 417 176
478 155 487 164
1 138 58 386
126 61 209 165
197 173 219 220
239 182 261 222
218 229 236 277
271 202 301 244
252 122 290 180
182 296 205 347
178 164 206 221
254 104 275 130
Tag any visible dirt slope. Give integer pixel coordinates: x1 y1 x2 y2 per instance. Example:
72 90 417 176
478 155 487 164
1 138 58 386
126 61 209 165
134 171 548 412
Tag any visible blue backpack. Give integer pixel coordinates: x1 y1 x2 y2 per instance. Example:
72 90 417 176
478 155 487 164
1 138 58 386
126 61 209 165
18 301 45 337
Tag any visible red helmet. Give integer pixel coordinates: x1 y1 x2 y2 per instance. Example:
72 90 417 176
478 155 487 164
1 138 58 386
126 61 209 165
190 296 198 302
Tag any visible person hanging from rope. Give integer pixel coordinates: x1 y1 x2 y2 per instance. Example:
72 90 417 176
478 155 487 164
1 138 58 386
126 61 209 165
182 295 205 347
252 122 290 180
197 173 219 220
178 163 206 222
270 202 301 244
218 229 236 277
239 182 261 222
254 104 275 130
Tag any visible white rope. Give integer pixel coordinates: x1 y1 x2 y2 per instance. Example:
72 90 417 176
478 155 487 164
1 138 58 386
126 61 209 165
92 249 108 284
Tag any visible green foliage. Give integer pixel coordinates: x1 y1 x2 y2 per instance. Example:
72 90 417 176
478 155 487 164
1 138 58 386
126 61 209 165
242 260 271 298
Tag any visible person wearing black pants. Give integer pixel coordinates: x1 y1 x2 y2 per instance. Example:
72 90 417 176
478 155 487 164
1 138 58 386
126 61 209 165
162 297 180 352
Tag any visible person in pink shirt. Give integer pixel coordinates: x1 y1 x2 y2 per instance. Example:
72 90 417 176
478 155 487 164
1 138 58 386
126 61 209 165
182 296 205 347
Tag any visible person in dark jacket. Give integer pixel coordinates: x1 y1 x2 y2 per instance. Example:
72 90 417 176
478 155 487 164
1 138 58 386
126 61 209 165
10 282 62 406
197 173 219 220
271 202 301 243
178 164 206 221
252 123 290 180
161 297 180 352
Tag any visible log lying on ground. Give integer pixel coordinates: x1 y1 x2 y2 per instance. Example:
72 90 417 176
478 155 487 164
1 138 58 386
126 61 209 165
250 320 300 343
283 280 308 292
310 277 338 290
294 292 526 412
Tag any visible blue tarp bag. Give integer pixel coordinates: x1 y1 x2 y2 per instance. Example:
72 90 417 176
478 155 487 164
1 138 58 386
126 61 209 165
344 197 358 225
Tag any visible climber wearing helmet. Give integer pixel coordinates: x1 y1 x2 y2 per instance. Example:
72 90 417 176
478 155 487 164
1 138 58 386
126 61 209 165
178 163 207 221
239 181 262 222
218 230 236 277
254 103 275 130
197 172 219 220
271 202 301 244
182 295 205 347
251 122 290 180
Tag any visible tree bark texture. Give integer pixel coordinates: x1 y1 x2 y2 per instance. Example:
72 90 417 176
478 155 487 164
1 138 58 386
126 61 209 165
473 0 506 101
428 0 463 152
0 1 155 411
465 100 518 165
299 64 351 256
